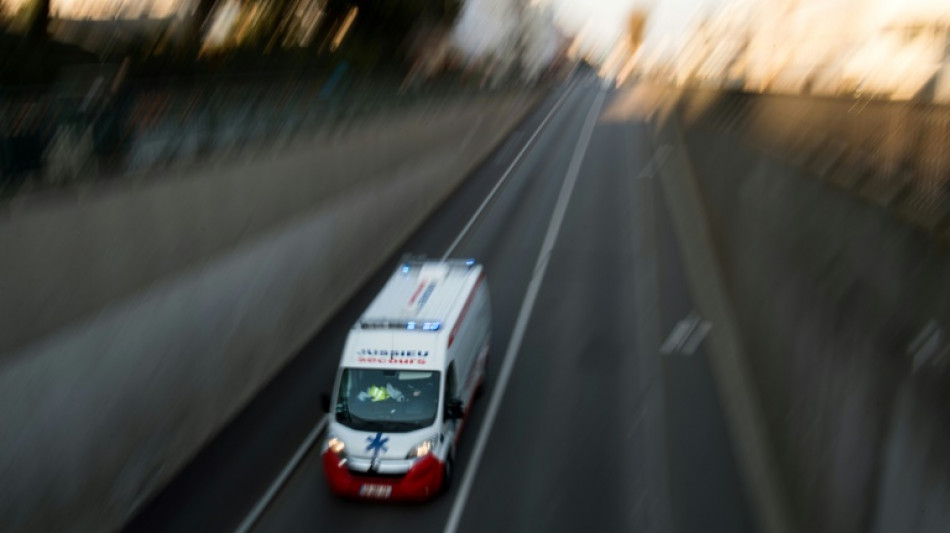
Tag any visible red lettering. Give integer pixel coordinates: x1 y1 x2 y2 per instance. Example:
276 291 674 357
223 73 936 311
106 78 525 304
355 357 429 365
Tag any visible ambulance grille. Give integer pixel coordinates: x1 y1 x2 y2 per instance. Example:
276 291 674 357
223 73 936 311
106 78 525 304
348 469 406 480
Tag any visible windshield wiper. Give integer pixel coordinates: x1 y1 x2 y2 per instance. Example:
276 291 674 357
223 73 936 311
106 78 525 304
375 420 423 432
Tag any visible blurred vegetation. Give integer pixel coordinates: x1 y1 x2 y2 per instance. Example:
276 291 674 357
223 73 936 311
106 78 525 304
25 0 48 41
0 0 463 85
628 9 647 54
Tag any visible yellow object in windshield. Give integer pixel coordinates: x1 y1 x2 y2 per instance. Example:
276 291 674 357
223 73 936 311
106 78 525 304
367 385 390 402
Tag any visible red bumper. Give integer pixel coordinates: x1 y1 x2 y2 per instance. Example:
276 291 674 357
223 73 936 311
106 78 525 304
322 451 444 501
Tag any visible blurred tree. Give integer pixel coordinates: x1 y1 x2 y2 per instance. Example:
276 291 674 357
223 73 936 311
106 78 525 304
25 0 50 42
187 0 218 54
192 0 461 69
194 0 218 36
258 0 298 51
328 0 460 66
628 9 648 54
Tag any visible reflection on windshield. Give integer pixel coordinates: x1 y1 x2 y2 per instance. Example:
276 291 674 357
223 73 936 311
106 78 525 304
335 368 441 432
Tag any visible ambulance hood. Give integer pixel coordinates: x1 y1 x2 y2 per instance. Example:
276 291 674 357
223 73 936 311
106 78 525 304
329 422 440 461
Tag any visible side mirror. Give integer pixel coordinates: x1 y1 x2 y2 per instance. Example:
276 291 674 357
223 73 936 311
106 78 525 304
320 393 331 414
445 399 464 420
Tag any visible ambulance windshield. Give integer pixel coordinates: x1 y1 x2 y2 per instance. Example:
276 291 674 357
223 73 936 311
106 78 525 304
335 368 441 432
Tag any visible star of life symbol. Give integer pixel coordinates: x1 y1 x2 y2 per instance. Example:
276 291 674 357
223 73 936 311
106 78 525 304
366 432 389 472
366 432 389 455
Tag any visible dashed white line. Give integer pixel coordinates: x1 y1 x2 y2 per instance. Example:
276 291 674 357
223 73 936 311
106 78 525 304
660 314 700 355
443 87 607 533
660 312 712 356
681 320 712 356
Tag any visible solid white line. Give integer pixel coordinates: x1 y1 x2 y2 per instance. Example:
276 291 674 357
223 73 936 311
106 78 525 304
443 88 607 533
232 83 579 533
234 417 328 533
233 83 579 533
440 82 576 261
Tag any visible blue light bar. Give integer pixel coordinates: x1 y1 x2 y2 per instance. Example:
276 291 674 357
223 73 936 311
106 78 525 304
361 319 442 331
401 264 411 273
465 259 476 266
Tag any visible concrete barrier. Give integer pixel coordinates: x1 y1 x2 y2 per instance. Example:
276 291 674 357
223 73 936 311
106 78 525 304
676 89 950 237
672 99 950 533
0 90 542 532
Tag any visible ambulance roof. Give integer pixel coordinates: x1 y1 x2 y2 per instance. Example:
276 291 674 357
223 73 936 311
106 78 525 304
342 259 484 370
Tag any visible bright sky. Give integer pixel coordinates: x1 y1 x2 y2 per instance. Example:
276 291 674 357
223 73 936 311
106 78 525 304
3 0 723 33
3 0 721 42
546 0 950 59
3 0 183 18
545 0 729 57
9 0 949 56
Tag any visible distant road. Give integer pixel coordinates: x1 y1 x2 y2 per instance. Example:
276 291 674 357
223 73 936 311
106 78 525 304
126 77 755 533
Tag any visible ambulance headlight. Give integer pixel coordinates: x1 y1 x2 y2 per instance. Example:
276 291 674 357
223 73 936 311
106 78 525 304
406 435 438 459
325 435 346 455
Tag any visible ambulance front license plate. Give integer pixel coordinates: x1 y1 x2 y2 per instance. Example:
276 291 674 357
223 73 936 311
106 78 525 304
360 484 392 499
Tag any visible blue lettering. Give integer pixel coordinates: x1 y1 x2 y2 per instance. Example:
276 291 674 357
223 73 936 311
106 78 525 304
357 349 429 357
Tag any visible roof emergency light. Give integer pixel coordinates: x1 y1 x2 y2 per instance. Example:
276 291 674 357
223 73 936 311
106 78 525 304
359 319 443 330
419 263 449 282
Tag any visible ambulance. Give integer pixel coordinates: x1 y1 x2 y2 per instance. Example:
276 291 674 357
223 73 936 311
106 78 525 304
321 258 491 500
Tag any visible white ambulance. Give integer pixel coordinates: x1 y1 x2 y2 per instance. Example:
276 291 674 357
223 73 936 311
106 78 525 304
321 258 491 500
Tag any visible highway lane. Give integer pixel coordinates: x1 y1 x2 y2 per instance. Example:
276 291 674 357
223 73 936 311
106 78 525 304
449 84 752 532
646 119 755 532
249 80 605 532
127 78 756 533
452 87 665 532
125 77 596 532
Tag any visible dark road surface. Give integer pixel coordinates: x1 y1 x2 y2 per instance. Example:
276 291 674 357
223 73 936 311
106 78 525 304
126 77 755 533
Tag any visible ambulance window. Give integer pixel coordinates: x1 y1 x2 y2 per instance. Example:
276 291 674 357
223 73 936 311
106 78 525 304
335 368 441 432
446 363 458 401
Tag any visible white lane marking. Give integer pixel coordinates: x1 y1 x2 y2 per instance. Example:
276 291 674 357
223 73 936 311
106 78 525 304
440 82 576 261
443 88 607 533
234 83 578 533
908 319 947 373
681 320 712 356
659 315 699 355
660 312 712 356
636 145 672 180
908 320 939 357
234 417 328 533
492 131 525 165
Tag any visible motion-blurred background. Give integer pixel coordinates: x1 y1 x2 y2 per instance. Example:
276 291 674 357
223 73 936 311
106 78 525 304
4 0 950 191
3 2 950 533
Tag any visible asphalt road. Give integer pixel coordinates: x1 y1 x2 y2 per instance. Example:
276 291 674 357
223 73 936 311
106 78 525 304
126 77 755 533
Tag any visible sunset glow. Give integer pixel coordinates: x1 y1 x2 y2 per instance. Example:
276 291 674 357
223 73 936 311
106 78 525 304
3 0 186 19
